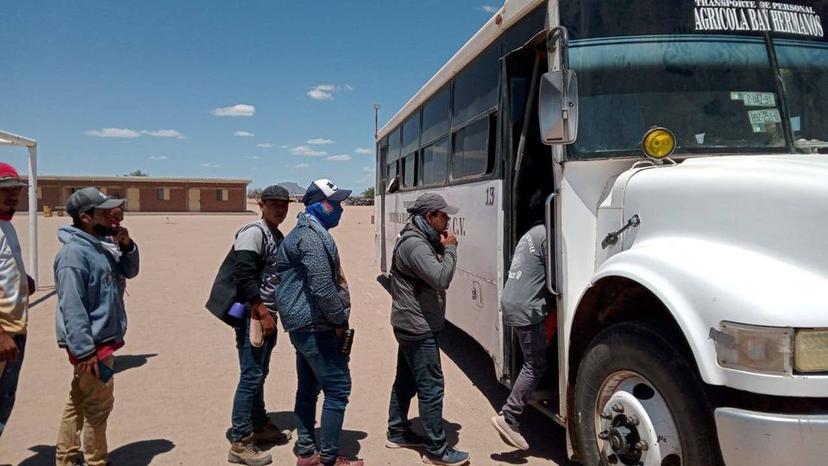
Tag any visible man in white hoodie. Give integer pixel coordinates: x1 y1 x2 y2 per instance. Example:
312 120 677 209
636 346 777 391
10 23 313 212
0 163 34 438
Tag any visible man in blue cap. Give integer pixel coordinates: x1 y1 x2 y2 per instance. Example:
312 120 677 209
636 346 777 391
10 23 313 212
276 179 363 466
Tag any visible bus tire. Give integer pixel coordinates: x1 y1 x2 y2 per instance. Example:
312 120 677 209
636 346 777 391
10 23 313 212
572 321 723 466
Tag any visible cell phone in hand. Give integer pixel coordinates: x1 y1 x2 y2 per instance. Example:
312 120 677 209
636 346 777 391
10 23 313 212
98 360 115 383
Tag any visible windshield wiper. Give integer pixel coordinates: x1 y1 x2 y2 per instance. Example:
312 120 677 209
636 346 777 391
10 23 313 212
795 138 828 153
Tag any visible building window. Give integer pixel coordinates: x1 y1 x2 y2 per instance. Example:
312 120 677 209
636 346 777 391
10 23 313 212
157 188 170 201
217 189 229 201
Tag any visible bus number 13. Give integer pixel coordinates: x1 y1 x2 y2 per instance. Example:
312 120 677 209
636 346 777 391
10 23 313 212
485 187 495 206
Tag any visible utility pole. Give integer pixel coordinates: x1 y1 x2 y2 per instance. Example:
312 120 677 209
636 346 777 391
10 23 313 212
373 103 381 139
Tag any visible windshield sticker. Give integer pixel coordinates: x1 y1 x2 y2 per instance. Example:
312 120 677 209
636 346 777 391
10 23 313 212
748 108 783 127
731 91 777 106
694 1 824 38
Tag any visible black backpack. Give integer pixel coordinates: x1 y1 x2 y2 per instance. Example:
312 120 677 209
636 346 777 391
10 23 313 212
205 224 268 325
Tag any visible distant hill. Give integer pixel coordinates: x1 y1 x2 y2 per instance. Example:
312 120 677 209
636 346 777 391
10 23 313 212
278 182 305 195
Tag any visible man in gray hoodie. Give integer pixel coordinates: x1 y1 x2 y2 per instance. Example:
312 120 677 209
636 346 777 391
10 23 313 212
386 193 469 466
53 187 139 466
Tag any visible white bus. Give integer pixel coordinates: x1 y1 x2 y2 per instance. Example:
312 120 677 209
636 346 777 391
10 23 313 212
374 1 828 464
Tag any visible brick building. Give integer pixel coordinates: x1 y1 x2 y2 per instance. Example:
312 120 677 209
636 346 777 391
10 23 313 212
18 176 250 213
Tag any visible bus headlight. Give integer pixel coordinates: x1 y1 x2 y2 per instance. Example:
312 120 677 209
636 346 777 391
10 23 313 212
713 322 793 375
795 329 828 373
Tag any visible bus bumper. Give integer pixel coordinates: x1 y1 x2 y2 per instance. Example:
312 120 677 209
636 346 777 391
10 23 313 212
715 407 828 465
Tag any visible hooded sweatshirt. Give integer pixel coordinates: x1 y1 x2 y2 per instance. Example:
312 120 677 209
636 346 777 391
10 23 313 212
389 219 457 339
54 225 139 360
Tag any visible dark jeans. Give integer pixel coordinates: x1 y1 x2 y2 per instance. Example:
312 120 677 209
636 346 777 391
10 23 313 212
0 334 26 437
387 335 447 457
501 322 548 426
231 317 277 442
290 330 352 464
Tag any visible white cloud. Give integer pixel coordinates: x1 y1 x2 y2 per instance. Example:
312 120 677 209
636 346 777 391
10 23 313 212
327 154 352 161
149 155 169 160
306 84 353 101
289 145 327 157
257 143 273 148
201 162 221 168
234 131 255 137
362 166 375 172
482 5 498 13
245 155 262 160
279 145 290 149
291 163 310 169
142 129 185 139
85 128 141 138
211 104 255 117
355 147 372 155
307 138 335 145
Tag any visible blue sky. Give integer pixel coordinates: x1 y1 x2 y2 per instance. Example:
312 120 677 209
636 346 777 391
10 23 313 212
1 1 502 193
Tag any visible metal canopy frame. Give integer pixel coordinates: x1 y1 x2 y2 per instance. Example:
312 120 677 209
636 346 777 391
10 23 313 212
0 130 38 284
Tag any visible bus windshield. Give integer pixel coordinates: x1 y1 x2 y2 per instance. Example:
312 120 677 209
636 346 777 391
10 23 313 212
562 0 828 159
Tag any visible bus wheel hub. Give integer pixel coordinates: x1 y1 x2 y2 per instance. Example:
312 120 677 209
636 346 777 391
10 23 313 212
596 374 681 466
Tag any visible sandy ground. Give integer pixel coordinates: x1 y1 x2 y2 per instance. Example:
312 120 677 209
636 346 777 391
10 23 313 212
0 205 574 465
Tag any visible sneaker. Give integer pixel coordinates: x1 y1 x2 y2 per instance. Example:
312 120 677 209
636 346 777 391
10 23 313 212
422 447 470 466
324 457 364 466
296 452 322 466
385 429 426 448
251 421 292 444
228 434 273 466
491 414 529 450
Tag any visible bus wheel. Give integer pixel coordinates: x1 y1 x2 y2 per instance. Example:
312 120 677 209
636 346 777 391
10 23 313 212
572 322 722 466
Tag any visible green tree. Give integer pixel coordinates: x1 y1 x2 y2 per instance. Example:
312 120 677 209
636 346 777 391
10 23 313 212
362 186 375 198
125 169 149 177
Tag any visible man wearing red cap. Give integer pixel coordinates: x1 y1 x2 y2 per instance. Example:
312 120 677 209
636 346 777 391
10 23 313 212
0 163 35 438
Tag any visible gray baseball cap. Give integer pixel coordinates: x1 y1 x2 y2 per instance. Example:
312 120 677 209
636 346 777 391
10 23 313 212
406 192 459 216
66 187 125 217
260 185 292 202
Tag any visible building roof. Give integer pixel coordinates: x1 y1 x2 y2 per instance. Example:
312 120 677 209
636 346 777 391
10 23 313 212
24 175 251 185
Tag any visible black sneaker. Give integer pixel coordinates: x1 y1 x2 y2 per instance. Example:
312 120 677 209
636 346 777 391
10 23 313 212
422 447 470 465
385 429 426 448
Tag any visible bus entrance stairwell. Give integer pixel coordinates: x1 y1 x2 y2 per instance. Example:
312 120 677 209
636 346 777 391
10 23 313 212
501 37 559 408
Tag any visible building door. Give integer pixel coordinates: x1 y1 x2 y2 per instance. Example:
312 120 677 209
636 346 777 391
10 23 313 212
127 188 140 212
188 188 201 212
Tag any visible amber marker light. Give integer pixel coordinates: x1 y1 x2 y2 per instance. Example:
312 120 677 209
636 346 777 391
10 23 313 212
642 127 676 160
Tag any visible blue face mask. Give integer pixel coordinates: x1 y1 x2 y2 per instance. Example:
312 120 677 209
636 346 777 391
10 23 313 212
305 200 343 229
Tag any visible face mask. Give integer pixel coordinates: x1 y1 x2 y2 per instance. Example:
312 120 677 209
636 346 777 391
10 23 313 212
306 200 343 229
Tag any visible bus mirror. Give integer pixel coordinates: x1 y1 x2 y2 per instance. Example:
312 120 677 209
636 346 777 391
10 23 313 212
386 175 400 194
539 70 579 145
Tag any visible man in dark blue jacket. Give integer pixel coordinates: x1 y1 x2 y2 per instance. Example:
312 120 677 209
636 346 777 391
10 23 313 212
276 179 362 466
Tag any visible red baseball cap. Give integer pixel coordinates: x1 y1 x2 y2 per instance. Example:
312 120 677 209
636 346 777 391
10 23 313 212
0 163 27 188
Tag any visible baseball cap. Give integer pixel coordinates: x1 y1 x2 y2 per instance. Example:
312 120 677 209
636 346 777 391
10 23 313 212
260 185 292 202
66 187 125 217
0 163 28 188
303 178 352 205
406 192 459 216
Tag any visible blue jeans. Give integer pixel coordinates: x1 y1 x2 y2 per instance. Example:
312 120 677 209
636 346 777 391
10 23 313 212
289 330 351 464
231 317 277 442
0 334 26 437
387 335 447 457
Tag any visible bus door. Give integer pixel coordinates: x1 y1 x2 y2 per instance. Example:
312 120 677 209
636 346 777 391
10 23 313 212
501 34 559 403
